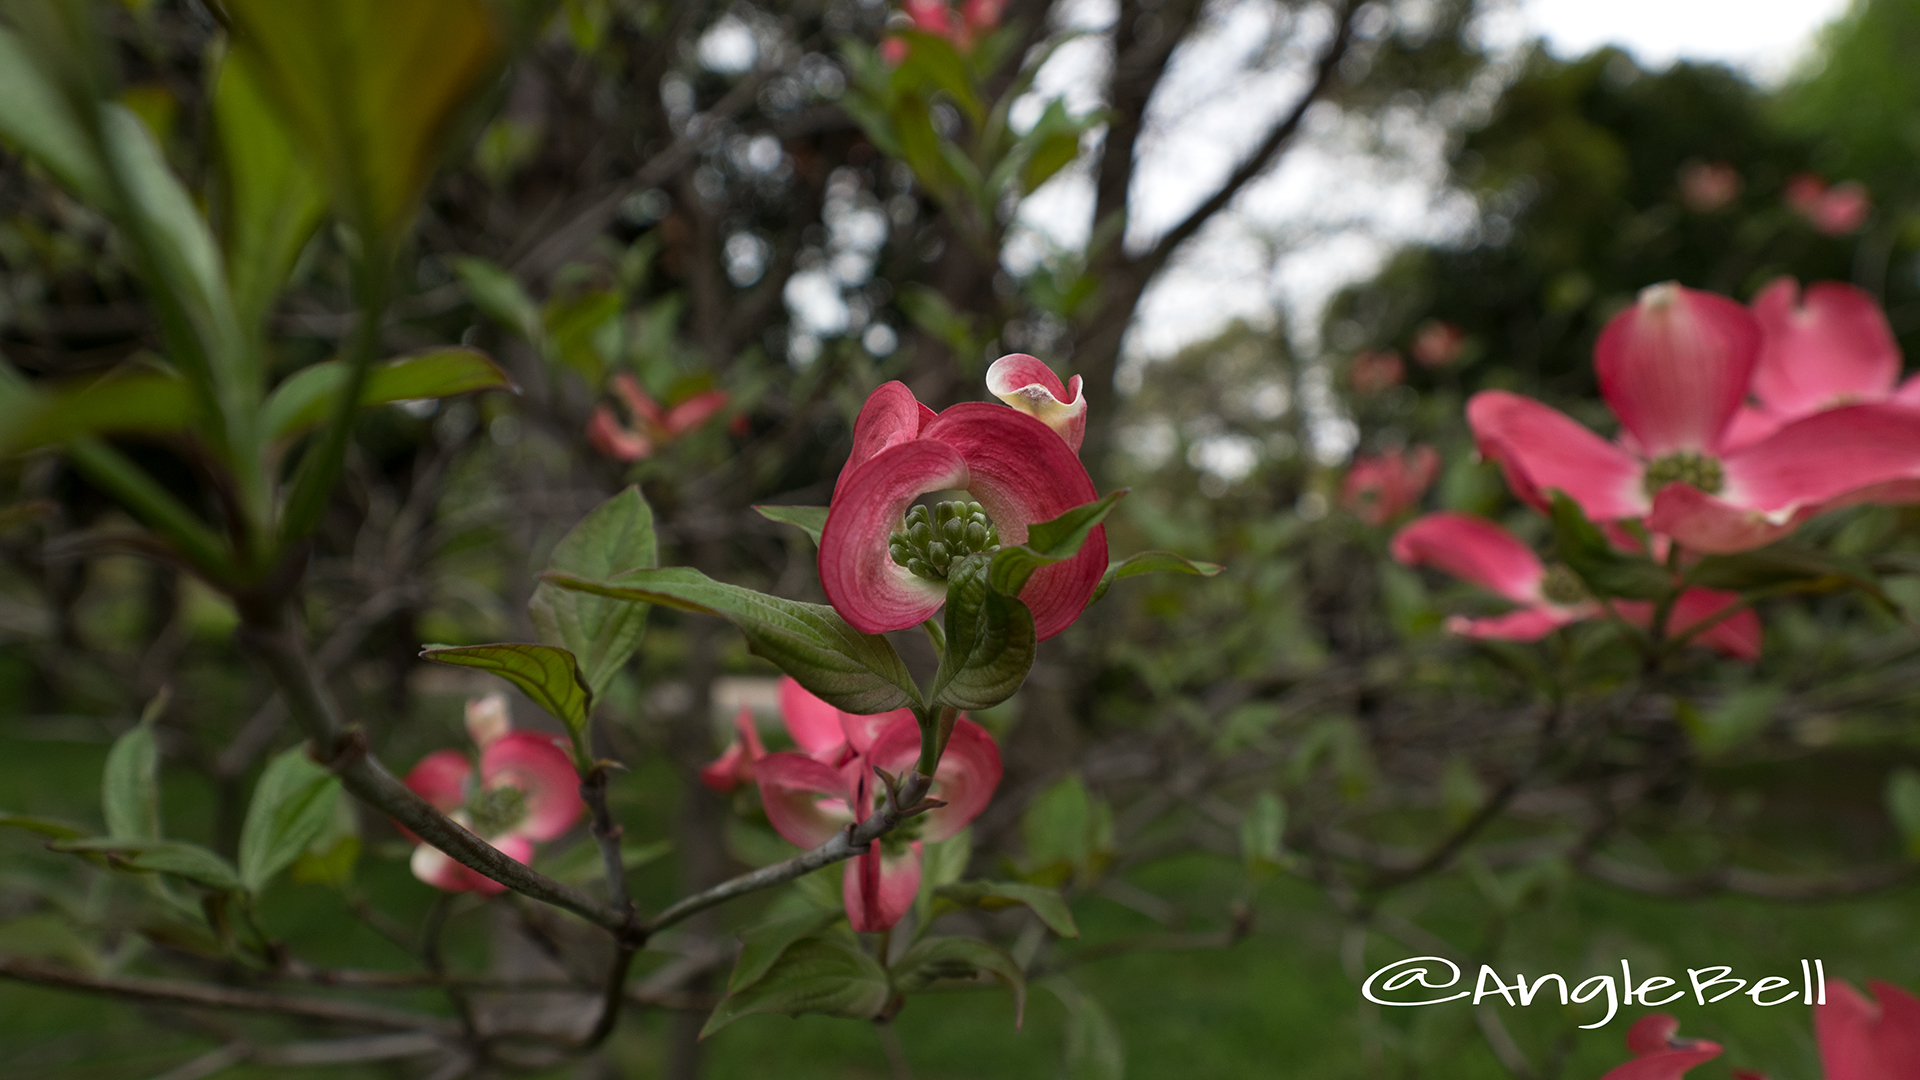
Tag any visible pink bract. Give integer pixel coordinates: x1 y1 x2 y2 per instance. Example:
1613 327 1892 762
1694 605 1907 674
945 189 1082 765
986 353 1087 452
1342 445 1439 526
1600 1014 1723 1080
1819 979 1920 1080
1392 512 1761 660
820 381 1107 640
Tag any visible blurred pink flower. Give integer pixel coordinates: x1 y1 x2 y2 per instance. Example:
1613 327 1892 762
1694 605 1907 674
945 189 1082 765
588 373 728 462
401 694 584 895
1678 160 1741 212
1411 320 1465 368
1342 445 1439 526
882 0 1004 65
1468 282 1920 554
1349 349 1405 394
1391 511 1762 659
1599 1014 1724 1080
1786 173 1871 236
749 679 1002 932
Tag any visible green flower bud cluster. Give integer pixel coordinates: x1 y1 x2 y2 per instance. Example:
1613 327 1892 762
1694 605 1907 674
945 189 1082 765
1540 563 1590 606
889 500 998 580
468 783 528 837
1643 450 1724 495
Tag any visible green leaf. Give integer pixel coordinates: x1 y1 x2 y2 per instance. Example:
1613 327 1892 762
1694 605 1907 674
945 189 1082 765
237 745 341 892
212 47 327 329
102 720 161 842
1019 774 1112 888
1547 492 1672 601
893 31 985 126
912 828 975 929
891 936 1026 1026
1090 550 1224 605
263 348 515 442
538 838 672 886
931 552 1037 711
529 487 657 700
543 288 622 386
1678 684 1783 757
700 934 890 1037
988 490 1127 597
934 880 1079 938
729 908 845 993
1886 768 1920 860
0 25 108 203
0 812 87 840
454 257 543 343
1042 976 1125 1080
0 370 199 455
1239 791 1285 879
224 0 506 250
1688 544 1887 600
52 838 243 892
288 794 360 888
419 644 592 764
753 505 829 547
544 567 921 715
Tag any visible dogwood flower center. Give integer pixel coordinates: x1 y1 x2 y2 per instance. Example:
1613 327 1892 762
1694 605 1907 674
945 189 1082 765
1540 564 1589 606
1642 451 1724 496
889 500 999 580
468 783 528 837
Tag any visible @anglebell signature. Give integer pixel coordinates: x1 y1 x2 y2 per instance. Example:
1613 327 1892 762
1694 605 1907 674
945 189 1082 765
1361 955 1830 1029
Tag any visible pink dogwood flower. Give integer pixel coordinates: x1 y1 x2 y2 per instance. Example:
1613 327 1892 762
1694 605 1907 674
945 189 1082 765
1786 173 1871 236
1679 160 1741 213
699 707 768 793
1607 979 1920 1080
750 682 1003 931
1391 512 1761 659
1412 320 1466 368
701 676 904 793
401 693 585 895
881 0 1004 64
820 363 1107 640
1342 445 1439 526
587 373 728 462
1349 349 1405 394
1468 282 1920 554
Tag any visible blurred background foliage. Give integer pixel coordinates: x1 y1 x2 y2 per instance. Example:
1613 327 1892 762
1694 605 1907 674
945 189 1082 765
2 0 1920 1077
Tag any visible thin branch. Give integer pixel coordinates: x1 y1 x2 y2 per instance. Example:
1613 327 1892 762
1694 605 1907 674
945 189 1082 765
577 761 642 1049
148 1043 248 1080
1130 0 1360 283
0 955 458 1034
643 770 937 934
1578 854 1917 901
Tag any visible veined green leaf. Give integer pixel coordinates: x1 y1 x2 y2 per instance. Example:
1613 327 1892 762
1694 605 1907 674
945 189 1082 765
934 880 1079 938
753 505 828 547
102 720 161 842
529 487 657 700
728 907 844 993
891 936 1026 1027
212 47 327 330
53 838 243 892
699 934 889 1037
263 348 514 441
0 812 88 841
988 490 1126 597
454 257 543 343
419 643 592 764
931 551 1035 711
237 744 341 892
544 567 921 715
1089 549 1223 605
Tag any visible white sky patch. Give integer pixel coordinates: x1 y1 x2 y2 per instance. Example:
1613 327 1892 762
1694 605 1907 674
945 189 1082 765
1484 0 1852 85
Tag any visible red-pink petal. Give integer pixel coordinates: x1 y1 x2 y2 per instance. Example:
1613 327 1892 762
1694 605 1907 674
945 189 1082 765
834 381 937 500
1445 607 1582 642
1595 283 1760 457
663 389 729 435
779 676 854 762
586 406 650 461
985 353 1087 452
840 708 909 757
404 750 472 813
756 751 853 849
1819 980 1920 1080
1600 1034 1722 1079
699 707 768 793
866 715 1002 841
1721 403 1920 517
1718 405 1784 455
844 840 922 933
1643 485 1804 554
1670 588 1761 660
1751 278 1900 418
481 731 584 843
922 403 1107 640
1390 512 1545 604
612 372 665 428
408 831 533 897
1893 374 1920 408
1626 1015 1682 1056
820 438 968 634
1467 391 1648 519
